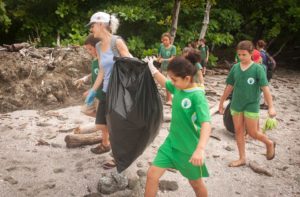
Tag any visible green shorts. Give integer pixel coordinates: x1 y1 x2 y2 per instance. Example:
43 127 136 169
152 138 209 180
230 109 259 119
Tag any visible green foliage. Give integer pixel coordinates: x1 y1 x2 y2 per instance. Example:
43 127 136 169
208 54 218 67
0 1 11 32
0 0 299 66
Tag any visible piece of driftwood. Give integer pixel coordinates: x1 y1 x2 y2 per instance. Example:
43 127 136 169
3 42 30 52
249 161 272 177
73 123 98 134
65 133 102 148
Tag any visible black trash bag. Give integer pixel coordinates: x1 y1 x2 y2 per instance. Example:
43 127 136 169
106 57 163 172
223 102 235 134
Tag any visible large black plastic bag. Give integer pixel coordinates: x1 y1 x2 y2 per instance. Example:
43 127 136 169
106 57 163 172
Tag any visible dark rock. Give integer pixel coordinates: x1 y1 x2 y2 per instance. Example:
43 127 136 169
159 180 178 192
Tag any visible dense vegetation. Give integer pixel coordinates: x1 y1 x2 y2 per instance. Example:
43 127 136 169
1 0 299 65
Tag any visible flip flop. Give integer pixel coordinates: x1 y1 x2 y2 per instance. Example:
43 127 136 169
166 101 172 106
90 144 111 155
267 141 276 160
102 159 116 170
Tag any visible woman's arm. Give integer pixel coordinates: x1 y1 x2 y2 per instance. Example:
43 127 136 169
116 39 132 57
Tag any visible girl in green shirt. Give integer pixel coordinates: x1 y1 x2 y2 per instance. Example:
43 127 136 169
144 56 211 197
219 40 276 167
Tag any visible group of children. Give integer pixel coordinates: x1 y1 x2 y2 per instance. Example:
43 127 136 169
75 11 276 197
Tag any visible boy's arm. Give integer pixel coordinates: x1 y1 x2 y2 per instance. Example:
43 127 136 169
189 122 211 166
219 85 233 114
261 86 276 117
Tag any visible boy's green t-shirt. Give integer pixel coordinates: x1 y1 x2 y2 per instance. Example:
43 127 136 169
165 80 211 155
199 45 209 60
226 62 268 113
158 44 176 71
91 59 103 100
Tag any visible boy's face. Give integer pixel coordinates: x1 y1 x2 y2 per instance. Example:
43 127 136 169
237 49 252 63
161 36 171 46
84 44 97 58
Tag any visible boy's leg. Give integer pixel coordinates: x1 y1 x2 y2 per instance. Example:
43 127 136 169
230 113 246 167
145 166 166 197
189 178 207 197
244 117 275 159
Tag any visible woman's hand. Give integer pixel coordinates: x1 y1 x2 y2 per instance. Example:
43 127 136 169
189 149 205 166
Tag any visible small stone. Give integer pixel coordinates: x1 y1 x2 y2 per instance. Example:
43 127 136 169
225 146 233 151
137 169 147 177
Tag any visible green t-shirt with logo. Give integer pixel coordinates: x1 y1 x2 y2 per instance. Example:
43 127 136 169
158 44 176 71
165 80 211 155
226 62 268 113
91 59 103 100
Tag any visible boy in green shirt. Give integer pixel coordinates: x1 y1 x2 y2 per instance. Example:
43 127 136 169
219 40 276 167
74 34 103 118
144 56 211 197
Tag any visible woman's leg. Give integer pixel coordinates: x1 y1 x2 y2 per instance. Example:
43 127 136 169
145 166 166 197
96 124 110 147
189 178 207 197
244 117 275 159
230 113 246 167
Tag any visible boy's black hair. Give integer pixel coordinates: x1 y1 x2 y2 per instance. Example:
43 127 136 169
84 34 100 47
167 56 197 78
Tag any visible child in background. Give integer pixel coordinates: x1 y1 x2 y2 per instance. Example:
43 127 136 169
144 56 211 197
219 40 276 167
157 32 176 106
74 34 102 118
198 38 209 75
183 48 205 88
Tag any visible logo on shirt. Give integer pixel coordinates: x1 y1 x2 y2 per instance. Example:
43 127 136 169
181 98 192 109
94 68 99 75
247 77 255 85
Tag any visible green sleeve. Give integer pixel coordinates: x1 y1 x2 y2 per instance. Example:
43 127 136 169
196 63 202 70
171 45 176 56
257 64 268 86
158 44 163 56
195 93 211 125
165 80 175 94
226 64 237 85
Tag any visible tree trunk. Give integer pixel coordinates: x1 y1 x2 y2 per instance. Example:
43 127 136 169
199 0 212 40
170 0 181 44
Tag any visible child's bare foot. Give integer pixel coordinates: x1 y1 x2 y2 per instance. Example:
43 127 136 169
266 141 276 160
228 159 246 167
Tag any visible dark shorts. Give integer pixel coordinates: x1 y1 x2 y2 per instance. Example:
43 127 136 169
95 92 106 125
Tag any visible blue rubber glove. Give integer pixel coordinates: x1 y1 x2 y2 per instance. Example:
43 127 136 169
85 89 96 106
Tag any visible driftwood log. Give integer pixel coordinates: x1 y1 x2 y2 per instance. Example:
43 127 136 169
65 133 102 148
73 123 98 134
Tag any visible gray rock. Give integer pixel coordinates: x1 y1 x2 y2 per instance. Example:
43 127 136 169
98 172 128 195
159 180 178 192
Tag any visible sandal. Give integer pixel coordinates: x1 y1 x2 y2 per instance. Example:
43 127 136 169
267 141 276 160
102 159 116 170
90 143 111 154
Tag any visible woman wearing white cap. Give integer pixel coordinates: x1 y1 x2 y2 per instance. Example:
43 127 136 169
85 12 131 162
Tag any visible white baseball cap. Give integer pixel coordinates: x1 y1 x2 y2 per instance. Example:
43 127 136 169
86 12 110 26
